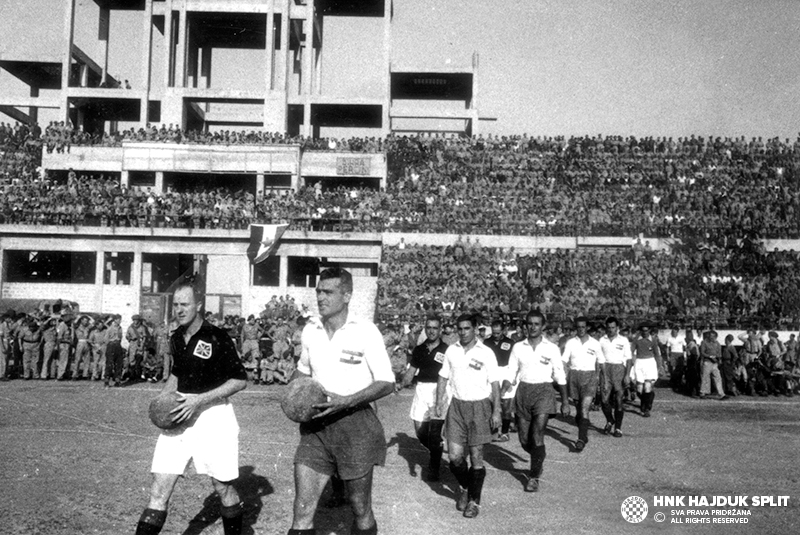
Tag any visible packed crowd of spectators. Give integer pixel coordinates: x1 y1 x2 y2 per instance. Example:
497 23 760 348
377 239 800 330
4 121 800 238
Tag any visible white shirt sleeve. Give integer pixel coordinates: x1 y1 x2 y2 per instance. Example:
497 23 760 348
363 322 395 384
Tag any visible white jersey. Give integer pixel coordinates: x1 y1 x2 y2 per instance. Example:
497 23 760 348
439 339 500 402
599 334 632 365
298 316 394 396
666 334 686 355
561 336 603 372
507 337 566 386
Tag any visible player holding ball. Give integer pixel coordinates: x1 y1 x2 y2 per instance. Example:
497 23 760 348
135 276 248 535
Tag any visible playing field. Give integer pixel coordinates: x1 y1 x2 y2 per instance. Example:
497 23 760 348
1 381 797 535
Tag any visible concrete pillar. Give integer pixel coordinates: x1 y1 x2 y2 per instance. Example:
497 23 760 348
29 87 39 124
175 8 187 88
121 170 130 189
200 46 211 88
382 0 392 136
164 0 174 87
79 64 89 88
265 11 274 92
279 255 288 287
60 0 76 121
131 247 143 317
256 173 265 196
94 250 105 310
155 171 164 194
100 5 110 83
140 0 153 125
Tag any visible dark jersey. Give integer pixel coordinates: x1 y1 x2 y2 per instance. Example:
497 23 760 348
485 336 514 367
409 340 450 383
171 321 247 394
633 336 659 359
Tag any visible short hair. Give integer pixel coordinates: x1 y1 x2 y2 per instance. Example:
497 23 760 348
491 319 503 328
424 315 442 327
456 313 477 327
605 316 619 327
725 334 734 343
319 267 353 294
173 274 204 303
526 310 546 323
575 316 589 326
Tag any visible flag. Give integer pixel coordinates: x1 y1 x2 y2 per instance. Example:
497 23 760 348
247 224 288 264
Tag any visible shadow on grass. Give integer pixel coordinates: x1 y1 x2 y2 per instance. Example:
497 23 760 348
182 465 273 535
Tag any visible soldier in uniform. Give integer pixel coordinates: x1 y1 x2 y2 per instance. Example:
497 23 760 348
56 314 75 380
40 317 58 380
0 314 12 380
19 317 43 380
240 315 262 383
72 315 92 380
105 316 124 387
126 314 150 381
88 319 108 381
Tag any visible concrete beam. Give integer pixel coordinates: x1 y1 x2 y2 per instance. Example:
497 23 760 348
0 105 34 124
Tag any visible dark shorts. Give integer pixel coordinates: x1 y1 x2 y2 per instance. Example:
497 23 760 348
602 363 627 400
569 369 598 401
515 382 557 419
295 406 386 480
446 397 494 447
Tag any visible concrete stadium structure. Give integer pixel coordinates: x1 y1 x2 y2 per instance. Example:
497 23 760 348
2 0 490 136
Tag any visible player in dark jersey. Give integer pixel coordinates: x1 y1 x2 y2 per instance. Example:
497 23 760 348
135 278 248 535
402 316 450 481
484 319 515 441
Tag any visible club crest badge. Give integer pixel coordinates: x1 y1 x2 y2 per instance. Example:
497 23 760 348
193 340 213 359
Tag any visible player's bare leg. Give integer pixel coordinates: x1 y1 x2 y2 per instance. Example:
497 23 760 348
291 463 330 532
344 469 379 533
517 413 549 492
447 441 471 511
211 477 244 535
135 473 179 535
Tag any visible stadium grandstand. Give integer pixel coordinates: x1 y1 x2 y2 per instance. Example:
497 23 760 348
0 1 799 383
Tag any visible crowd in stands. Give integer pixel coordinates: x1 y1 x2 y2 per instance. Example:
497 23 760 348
377 238 800 331
4 121 800 238
4 121 800 329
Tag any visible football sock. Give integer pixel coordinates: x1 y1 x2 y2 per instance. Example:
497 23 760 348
601 404 614 425
614 408 624 429
501 418 511 434
530 445 546 478
578 419 590 443
135 508 167 535
220 502 243 535
449 460 470 489
467 467 486 504
427 420 444 472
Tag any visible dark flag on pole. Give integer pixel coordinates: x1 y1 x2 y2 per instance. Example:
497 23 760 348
247 224 288 264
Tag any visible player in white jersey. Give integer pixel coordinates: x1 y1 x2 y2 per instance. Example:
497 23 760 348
503 311 568 493
561 316 603 452
599 317 633 437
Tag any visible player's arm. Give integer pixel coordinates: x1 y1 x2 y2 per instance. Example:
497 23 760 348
501 345 520 395
490 380 502 429
315 379 395 420
551 346 570 417
172 377 247 424
314 323 395 418
623 342 633 386
401 365 418 388
435 375 448 418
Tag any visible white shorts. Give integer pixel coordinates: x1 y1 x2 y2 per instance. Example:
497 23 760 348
634 358 658 383
151 401 240 482
410 382 450 422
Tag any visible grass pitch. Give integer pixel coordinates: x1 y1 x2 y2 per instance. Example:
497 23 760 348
0 381 798 534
